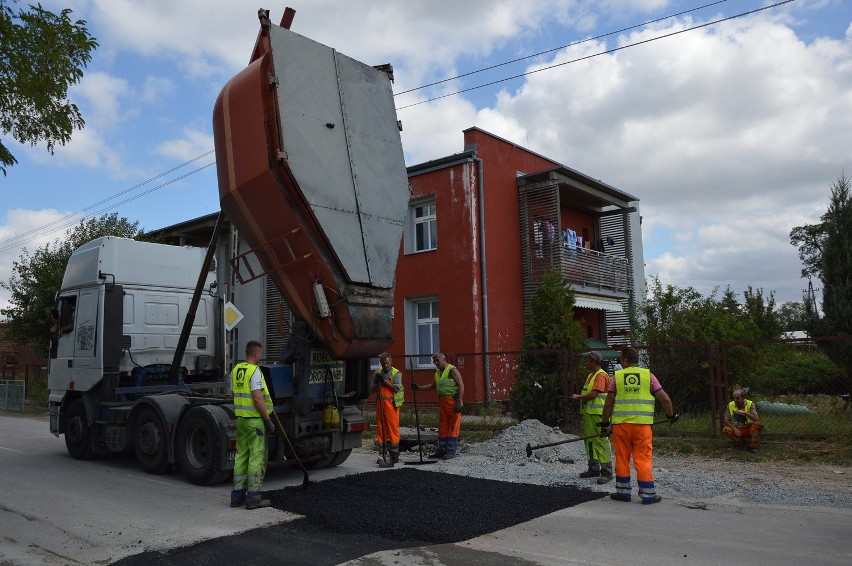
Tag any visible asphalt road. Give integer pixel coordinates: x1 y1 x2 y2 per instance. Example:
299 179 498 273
2 412 851 566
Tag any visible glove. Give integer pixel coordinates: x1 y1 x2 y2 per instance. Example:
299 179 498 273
597 421 611 437
454 398 463 413
668 413 679 424
411 383 420 391
265 419 276 435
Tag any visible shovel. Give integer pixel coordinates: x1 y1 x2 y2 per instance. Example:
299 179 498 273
405 374 437 465
525 418 673 457
271 410 311 488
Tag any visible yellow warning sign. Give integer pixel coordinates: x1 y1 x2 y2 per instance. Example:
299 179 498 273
224 302 244 331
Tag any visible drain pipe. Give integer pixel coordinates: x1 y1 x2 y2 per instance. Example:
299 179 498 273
474 156 491 402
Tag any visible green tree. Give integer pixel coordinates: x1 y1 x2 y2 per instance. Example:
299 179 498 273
0 1 98 175
0 214 142 349
509 269 585 426
790 174 852 381
776 301 808 332
742 286 782 340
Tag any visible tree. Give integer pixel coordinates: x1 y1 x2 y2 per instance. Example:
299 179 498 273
0 1 98 175
776 301 808 332
742 286 782 340
509 269 585 426
0 214 142 350
790 174 852 372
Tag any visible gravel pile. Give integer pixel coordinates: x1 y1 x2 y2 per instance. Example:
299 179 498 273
402 419 852 509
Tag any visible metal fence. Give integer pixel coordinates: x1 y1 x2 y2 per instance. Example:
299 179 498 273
0 380 25 411
374 337 852 438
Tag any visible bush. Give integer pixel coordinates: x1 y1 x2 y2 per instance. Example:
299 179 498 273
750 350 844 395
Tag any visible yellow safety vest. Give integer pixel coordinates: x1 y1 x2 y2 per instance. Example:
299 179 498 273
728 399 755 428
612 366 655 425
580 369 609 415
231 362 272 418
376 367 404 407
436 364 459 396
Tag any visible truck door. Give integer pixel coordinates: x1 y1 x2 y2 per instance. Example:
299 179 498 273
51 293 78 383
71 289 102 389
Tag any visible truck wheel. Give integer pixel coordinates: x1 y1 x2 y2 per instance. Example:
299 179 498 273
64 399 94 460
329 448 352 467
134 406 171 474
176 406 231 485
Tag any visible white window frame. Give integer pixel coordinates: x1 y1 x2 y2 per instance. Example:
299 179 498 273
406 197 437 253
405 297 439 369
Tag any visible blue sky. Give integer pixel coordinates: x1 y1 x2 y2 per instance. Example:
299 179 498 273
1 0 851 311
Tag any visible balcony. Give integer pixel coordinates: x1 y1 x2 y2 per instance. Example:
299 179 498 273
560 247 630 296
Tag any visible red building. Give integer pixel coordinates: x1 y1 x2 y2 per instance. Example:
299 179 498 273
392 128 645 403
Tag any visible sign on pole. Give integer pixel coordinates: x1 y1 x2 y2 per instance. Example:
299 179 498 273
224 302 244 331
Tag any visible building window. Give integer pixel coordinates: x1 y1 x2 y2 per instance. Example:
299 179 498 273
407 297 439 367
408 199 437 253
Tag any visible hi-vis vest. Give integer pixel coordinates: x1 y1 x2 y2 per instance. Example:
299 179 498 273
612 366 655 424
581 369 609 415
436 364 459 396
376 367 404 407
728 399 755 428
231 362 272 418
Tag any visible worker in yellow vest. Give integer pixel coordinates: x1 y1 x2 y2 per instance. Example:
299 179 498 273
600 347 676 504
722 389 762 452
230 340 274 510
373 352 404 466
572 351 613 484
412 352 464 459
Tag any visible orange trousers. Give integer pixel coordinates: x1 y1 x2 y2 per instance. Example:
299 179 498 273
723 422 761 449
376 397 400 450
612 423 654 483
438 395 461 438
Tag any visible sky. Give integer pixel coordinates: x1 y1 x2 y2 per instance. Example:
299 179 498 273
1 0 850 314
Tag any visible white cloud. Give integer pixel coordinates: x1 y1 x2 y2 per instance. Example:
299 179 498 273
0 209 78 315
154 129 214 162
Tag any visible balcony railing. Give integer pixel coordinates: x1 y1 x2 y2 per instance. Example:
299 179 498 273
558 247 630 295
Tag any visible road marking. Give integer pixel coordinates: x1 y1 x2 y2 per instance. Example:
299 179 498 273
0 445 24 453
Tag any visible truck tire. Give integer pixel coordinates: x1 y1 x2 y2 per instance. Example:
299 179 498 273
134 405 171 474
329 448 352 467
306 448 352 470
176 405 231 485
64 399 94 460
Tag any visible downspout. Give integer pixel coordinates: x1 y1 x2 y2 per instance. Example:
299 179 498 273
474 156 491 402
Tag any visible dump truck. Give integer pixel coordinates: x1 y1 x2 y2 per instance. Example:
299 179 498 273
47 7 409 485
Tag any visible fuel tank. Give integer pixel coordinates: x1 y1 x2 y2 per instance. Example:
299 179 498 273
213 14 409 359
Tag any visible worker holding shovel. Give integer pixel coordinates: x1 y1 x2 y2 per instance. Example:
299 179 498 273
373 353 404 466
572 351 614 484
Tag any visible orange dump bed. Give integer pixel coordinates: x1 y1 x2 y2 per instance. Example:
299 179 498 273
213 17 409 359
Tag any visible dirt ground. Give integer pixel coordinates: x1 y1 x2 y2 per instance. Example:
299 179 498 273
655 453 852 492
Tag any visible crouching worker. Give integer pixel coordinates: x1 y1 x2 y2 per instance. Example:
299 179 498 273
722 389 762 453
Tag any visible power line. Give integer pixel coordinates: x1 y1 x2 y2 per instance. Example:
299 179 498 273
396 0 795 110
0 150 214 251
0 160 214 253
394 0 731 97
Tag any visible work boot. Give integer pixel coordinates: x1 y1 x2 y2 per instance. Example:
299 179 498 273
597 473 613 484
641 495 662 505
610 493 631 502
428 450 446 459
230 489 246 508
245 498 271 510
579 469 600 478
390 451 400 464
442 453 456 460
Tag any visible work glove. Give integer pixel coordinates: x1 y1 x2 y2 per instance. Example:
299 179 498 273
411 383 420 391
265 419 276 435
597 421 611 437
454 398 463 413
667 413 679 424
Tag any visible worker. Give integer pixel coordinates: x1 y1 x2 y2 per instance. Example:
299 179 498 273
722 389 762 453
372 352 404 465
571 351 613 484
411 352 464 459
230 340 274 510
600 347 677 504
